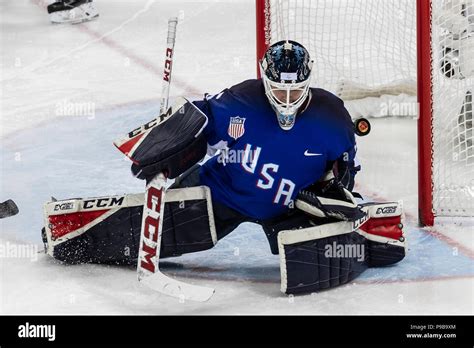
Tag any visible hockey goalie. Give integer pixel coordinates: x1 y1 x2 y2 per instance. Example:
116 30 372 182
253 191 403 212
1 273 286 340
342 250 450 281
42 41 406 295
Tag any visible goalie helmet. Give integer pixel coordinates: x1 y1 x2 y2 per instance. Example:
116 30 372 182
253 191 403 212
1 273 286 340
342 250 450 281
260 40 313 130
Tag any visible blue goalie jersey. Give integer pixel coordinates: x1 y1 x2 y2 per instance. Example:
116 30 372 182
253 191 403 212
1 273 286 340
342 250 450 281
193 79 357 220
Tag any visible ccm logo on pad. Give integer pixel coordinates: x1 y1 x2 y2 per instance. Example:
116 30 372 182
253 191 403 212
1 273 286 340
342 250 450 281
376 206 397 214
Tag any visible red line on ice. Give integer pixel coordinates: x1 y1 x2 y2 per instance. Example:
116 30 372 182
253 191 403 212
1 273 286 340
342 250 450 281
31 0 201 96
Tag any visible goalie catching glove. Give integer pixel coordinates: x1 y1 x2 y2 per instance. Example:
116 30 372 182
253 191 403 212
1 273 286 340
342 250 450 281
296 171 366 221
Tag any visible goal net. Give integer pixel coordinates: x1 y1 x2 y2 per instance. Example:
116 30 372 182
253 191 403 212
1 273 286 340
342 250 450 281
256 0 474 225
429 0 473 222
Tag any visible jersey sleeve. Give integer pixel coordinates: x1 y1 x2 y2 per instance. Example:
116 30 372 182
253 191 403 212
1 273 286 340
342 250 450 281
324 97 360 190
336 144 360 191
193 97 221 147
193 89 240 148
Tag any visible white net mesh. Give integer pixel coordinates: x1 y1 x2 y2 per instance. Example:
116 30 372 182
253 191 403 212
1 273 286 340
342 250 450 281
431 0 474 217
265 0 417 117
264 0 474 218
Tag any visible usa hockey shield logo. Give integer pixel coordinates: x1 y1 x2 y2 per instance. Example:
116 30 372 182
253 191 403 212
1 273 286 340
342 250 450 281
228 116 246 140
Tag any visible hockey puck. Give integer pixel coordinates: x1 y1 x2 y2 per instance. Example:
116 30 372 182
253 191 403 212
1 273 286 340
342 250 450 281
354 117 371 137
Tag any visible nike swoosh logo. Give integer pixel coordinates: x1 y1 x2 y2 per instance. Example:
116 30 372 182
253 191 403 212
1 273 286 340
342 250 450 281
304 150 323 157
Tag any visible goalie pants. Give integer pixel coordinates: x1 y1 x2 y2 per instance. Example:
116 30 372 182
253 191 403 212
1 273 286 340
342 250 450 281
172 165 312 256
171 165 250 239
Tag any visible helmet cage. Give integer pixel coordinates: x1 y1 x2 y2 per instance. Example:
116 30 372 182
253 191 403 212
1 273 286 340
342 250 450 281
260 64 312 130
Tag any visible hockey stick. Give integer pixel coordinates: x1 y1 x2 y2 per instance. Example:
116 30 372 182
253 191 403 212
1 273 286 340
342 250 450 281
0 199 19 219
136 18 214 302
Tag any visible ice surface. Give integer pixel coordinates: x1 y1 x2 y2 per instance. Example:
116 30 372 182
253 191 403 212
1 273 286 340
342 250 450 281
0 0 472 314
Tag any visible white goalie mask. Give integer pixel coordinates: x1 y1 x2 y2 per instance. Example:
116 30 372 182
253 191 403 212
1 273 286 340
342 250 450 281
260 40 313 130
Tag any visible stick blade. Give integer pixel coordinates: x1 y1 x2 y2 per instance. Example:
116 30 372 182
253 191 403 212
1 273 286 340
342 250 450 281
141 272 215 302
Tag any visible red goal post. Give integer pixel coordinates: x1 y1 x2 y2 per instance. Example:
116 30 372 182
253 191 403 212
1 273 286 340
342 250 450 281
417 0 435 226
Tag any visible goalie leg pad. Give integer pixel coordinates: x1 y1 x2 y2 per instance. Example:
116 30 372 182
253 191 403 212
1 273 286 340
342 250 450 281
358 201 406 267
161 186 217 258
278 201 407 295
260 210 315 255
44 204 143 264
278 221 369 295
43 186 217 264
